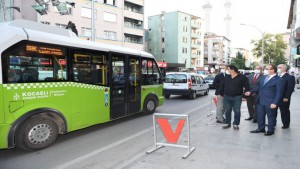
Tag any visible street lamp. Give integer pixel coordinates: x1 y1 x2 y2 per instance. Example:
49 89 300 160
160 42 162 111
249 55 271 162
240 23 268 64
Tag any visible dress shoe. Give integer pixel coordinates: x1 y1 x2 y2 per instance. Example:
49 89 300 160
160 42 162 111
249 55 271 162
216 120 226 124
252 119 257 123
264 131 274 136
245 117 253 121
250 129 265 133
222 124 231 129
282 126 289 129
233 125 239 130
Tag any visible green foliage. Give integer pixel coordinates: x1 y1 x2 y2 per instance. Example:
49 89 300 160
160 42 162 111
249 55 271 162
251 33 287 65
231 51 246 69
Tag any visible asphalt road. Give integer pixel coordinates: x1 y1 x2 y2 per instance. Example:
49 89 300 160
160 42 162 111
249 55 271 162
0 90 214 169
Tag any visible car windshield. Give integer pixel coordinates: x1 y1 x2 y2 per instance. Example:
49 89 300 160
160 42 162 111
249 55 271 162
165 74 187 83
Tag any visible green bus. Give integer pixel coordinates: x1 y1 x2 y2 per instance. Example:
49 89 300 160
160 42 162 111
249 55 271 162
0 20 164 150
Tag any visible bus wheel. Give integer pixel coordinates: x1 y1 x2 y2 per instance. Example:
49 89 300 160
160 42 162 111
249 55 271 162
143 96 157 114
16 116 58 151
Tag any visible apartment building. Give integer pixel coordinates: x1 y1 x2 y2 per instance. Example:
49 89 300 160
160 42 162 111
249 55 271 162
148 11 204 71
1 0 145 51
204 32 231 67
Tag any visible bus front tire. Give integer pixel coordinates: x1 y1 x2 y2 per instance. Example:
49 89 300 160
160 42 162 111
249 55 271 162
16 116 58 151
143 96 157 114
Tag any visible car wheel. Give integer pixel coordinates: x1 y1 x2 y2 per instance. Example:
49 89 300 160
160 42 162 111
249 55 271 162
190 91 197 99
16 116 58 151
204 89 209 95
164 94 170 99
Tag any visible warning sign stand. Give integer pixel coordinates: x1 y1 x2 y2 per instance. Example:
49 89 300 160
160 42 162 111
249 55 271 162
146 113 196 159
207 95 218 116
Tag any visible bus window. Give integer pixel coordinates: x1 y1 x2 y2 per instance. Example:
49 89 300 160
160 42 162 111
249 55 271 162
141 59 162 85
72 51 108 86
3 43 67 83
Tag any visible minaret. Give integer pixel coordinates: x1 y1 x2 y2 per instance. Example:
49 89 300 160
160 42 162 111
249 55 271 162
224 0 232 40
202 0 212 33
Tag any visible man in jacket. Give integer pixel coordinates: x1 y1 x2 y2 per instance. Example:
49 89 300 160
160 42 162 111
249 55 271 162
213 65 227 123
246 64 283 136
277 64 295 129
245 66 264 123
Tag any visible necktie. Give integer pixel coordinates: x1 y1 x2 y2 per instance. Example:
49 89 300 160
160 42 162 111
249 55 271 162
252 74 257 84
263 76 270 86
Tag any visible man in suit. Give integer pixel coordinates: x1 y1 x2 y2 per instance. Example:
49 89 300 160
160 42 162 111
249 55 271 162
277 64 295 129
246 64 283 136
213 65 228 123
245 66 264 123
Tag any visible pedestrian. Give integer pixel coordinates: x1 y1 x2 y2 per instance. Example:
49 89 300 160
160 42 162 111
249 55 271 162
245 66 264 123
213 65 228 124
277 64 295 129
246 64 283 136
218 65 250 130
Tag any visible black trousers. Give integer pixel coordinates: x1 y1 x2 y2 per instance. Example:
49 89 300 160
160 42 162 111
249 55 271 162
246 95 258 119
279 101 291 127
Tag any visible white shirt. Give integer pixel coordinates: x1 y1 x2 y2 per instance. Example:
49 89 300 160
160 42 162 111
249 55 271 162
265 74 276 83
280 72 286 77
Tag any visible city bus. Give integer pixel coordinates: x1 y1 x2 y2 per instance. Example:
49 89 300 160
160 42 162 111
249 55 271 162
0 20 164 150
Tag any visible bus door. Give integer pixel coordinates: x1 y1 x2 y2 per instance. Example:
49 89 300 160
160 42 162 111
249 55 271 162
127 56 141 115
111 54 126 119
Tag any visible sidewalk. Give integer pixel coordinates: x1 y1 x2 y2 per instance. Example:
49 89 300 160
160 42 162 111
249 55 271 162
124 91 300 169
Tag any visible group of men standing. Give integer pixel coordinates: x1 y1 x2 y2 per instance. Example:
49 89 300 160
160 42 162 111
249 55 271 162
213 64 296 136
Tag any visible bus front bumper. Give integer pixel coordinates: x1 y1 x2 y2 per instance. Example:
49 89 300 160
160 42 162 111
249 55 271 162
0 124 10 149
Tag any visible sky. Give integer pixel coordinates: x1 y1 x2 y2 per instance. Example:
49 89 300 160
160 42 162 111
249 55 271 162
144 0 291 51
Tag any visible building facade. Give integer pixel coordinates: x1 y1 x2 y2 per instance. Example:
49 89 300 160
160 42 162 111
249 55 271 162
287 0 300 72
204 33 231 67
1 0 145 51
148 11 204 71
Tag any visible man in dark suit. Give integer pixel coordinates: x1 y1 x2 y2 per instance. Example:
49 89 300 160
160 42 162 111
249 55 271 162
277 64 295 129
213 65 228 123
246 64 283 136
245 66 264 123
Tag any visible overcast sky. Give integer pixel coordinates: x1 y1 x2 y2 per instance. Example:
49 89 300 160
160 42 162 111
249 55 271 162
144 0 291 50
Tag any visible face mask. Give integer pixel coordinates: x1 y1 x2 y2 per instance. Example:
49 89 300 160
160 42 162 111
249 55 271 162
263 70 269 75
220 69 225 73
226 70 230 75
254 70 260 74
277 69 281 74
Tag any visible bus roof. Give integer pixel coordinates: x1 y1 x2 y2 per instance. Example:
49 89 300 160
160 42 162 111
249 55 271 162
0 19 154 59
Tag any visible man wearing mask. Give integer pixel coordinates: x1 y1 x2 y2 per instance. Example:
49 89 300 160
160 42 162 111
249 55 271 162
277 64 295 129
218 65 250 130
213 65 228 123
245 66 263 123
246 64 283 136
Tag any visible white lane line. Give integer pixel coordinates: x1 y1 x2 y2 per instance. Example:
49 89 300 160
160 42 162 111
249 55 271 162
53 102 210 169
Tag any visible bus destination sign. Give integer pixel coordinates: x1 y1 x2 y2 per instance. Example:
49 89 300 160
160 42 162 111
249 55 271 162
26 45 63 56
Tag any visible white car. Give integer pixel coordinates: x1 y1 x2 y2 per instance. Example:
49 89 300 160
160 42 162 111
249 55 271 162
163 72 209 99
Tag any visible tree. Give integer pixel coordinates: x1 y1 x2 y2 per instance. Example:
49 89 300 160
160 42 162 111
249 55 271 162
251 33 287 65
231 51 246 69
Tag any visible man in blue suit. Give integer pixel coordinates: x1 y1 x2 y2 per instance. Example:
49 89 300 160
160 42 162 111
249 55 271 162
245 64 283 136
277 64 295 129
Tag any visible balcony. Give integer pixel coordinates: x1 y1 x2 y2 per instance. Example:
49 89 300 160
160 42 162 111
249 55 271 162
213 46 219 51
124 11 144 21
191 54 200 59
124 27 144 36
191 33 201 38
125 0 144 6
191 22 201 28
191 43 201 49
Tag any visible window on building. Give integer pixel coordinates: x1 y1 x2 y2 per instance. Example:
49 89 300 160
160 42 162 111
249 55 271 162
162 48 165 53
162 37 165 42
101 0 116 6
81 7 97 19
104 31 117 40
184 17 187 21
182 47 187 54
103 12 117 22
162 27 165 32
81 27 92 36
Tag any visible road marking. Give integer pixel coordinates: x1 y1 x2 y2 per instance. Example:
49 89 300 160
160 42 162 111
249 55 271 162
53 102 210 169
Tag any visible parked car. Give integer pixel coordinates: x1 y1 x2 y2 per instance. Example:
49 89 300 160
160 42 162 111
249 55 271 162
204 74 216 89
163 72 209 99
